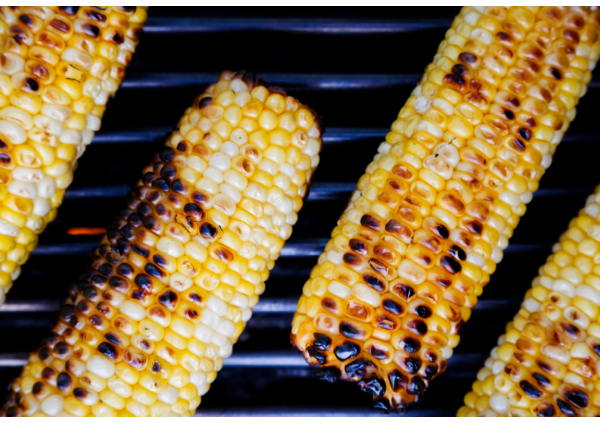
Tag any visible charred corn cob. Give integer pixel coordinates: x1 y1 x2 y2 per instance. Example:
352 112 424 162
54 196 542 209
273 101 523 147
458 185 600 417
0 6 146 304
1 71 322 417
291 6 600 411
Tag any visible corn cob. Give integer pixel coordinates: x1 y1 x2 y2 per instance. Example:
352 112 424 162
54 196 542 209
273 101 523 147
0 71 322 417
291 6 600 412
458 185 600 417
0 6 147 304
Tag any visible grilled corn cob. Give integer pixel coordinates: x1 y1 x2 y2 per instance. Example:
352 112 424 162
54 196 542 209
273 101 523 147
1 71 322 417
458 185 600 417
291 6 600 411
0 6 146 304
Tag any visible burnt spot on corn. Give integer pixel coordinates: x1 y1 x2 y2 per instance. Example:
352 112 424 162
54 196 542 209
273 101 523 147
359 377 386 397
448 245 466 261
158 290 178 310
551 67 562 80
316 366 340 383
393 283 415 301
105 333 121 346
535 403 556 417
382 298 403 315
151 361 161 372
339 321 364 340
458 52 477 65
408 319 428 335
82 23 100 37
343 253 361 268
200 222 218 240
131 243 150 258
59 304 75 321
424 365 438 379
312 333 331 351
98 342 117 360
59 6 79 15
360 214 380 231
86 9 106 22
407 376 426 395
0 153 11 164
533 372 550 388
349 238 367 255
363 274 385 292
197 96 213 109
375 314 396 331
145 263 165 279
345 358 374 380
402 357 422 374
414 305 432 318
520 380 543 398
564 389 588 408
443 73 466 90
388 369 408 392
440 256 461 275
557 399 576 416
56 372 72 392
334 341 360 361
306 347 326 365
402 337 421 353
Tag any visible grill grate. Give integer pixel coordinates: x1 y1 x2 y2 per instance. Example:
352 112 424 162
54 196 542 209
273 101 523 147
1 6 600 416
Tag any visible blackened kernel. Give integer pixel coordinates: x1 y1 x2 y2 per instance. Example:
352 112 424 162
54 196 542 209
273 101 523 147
0 140 6 149
25 77 39 92
135 273 152 290
512 138 526 152
360 214 380 231
443 73 465 88
312 333 332 351
117 263 134 278
363 274 385 292
345 358 373 380
0 153 11 164
98 342 117 360
373 398 391 413
382 298 403 315
551 67 562 80
359 377 386 397
142 172 155 185
520 380 543 398
189 293 202 304
183 203 203 220
32 382 43 395
375 314 395 331
83 287 98 300
105 333 121 346
593 344 600 357
519 127 532 141
403 337 421 353
145 263 165 279
131 289 145 301
158 290 178 309
152 178 170 192
159 147 175 163
504 109 515 120
424 365 438 379
452 64 468 77
557 399 576 416
82 23 99 37
131 243 150 258
458 52 477 64
151 361 161 372
440 256 461 275
96 302 110 315
97 263 112 276
54 342 69 357
160 165 177 180
407 376 426 395
56 372 71 391
449 245 466 261
171 179 185 193
59 6 79 14
176 141 187 151
409 320 428 335
343 253 361 267
349 238 367 255
118 6 137 13
339 321 362 339
533 372 550 388
316 366 340 383
86 10 106 21
404 357 422 374
535 403 556 417
306 347 326 365
334 341 360 361
435 224 449 238
112 32 124 44
394 283 415 301
388 369 408 392
197 97 213 109
137 202 152 216
154 254 169 269
89 314 102 326
76 301 89 313
109 276 127 291
38 347 50 361
200 222 218 239
41 367 54 379
73 388 89 401
59 304 75 320
414 305 432 318
564 389 588 408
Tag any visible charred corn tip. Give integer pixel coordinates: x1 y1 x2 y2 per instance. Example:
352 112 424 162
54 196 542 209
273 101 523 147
0 6 147 304
291 6 600 412
1 71 322 417
459 186 600 417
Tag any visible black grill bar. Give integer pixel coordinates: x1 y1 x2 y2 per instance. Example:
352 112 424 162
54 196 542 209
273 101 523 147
93 127 600 145
143 17 453 34
121 72 600 90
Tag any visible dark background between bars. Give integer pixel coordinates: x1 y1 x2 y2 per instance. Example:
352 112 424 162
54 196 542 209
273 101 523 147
1 6 600 416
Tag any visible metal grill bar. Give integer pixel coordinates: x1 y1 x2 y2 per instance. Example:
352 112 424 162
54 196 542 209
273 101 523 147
144 17 453 34
92 127 600 144
0 298 520 314
121 73 600 90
